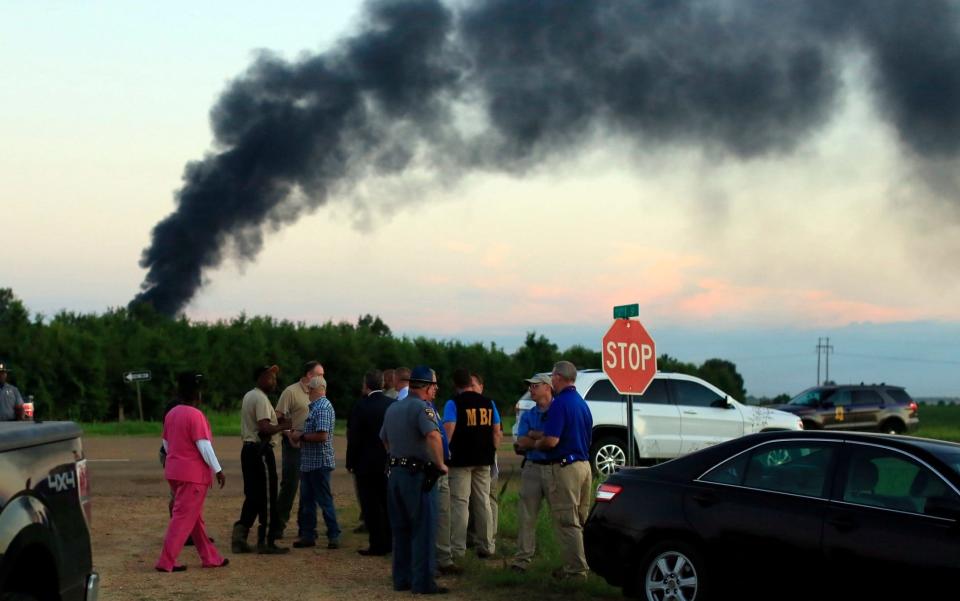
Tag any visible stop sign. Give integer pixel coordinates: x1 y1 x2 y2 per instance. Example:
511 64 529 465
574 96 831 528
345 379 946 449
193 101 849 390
602 319 657 395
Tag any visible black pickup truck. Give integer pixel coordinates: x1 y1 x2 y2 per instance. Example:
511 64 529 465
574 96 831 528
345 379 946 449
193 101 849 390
0 422 98 601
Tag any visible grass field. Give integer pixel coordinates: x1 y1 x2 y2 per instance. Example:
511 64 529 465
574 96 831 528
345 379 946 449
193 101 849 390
78 412 519 439
80 404 956 441
460 487 620 598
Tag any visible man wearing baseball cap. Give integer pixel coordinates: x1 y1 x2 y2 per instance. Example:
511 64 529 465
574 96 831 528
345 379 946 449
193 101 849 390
232 365 291 555
0 363 24 421
510 373 554 571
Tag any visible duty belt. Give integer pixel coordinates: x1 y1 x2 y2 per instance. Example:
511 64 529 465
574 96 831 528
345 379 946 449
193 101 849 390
531 457 577 467
389 456 428 471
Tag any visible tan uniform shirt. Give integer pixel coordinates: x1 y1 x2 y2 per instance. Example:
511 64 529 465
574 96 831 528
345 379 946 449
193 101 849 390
241 388 279 445
275 381 310 431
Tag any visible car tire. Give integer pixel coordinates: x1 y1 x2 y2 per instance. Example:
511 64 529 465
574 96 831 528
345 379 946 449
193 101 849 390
880 419 906 435
637 540 708 601
591 436 627 477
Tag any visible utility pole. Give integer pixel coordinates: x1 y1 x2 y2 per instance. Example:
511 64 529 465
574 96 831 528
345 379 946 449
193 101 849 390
816 337 822 385
824 337 834 383
815 337 835 385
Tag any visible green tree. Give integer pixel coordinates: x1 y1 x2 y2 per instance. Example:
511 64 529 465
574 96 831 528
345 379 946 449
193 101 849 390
697 358 747 400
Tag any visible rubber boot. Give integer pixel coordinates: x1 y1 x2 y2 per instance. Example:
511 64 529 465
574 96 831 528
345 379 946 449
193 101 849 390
231 522 253 554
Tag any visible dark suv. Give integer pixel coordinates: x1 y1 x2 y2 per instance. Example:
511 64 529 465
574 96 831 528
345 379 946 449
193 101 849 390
777 383 919 434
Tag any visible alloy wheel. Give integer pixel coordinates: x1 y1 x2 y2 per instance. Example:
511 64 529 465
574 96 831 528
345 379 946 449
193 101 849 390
645 550 699 601
595 443 626 476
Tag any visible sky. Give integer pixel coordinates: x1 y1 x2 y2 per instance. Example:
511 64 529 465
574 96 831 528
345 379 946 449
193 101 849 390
2 1 959 398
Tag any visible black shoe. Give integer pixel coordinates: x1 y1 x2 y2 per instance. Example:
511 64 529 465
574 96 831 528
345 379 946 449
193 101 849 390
327 539 340 549
155 565 187 573
358 548 390 556
394 584 412 592
437 563 464 575
258 542 290 555
412 587 449 595
292 539 316 548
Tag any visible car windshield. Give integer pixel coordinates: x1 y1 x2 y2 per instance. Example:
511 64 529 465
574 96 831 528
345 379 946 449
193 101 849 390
789 389 833 407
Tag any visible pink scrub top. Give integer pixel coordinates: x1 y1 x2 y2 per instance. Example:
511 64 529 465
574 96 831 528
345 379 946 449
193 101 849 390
163 404 214 485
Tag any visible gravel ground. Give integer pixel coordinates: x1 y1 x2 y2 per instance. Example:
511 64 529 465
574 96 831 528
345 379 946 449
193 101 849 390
84 436 520 601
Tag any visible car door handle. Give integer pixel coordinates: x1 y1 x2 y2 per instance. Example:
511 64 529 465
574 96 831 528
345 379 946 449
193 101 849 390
827 515 858 532
683 411 697 415
691 492 718 507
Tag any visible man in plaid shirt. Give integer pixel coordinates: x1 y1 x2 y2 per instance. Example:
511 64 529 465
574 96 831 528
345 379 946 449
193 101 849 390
290 375 341 549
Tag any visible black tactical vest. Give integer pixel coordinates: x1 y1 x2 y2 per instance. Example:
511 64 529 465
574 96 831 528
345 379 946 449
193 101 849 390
447 391 496 467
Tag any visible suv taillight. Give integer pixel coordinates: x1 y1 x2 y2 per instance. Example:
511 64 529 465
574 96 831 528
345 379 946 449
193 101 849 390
596 483 623 502
909 401 918 415
76 459 92 527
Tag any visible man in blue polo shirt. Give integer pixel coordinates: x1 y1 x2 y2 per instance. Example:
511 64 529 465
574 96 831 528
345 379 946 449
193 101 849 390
510 372 554 572
533 360 593 580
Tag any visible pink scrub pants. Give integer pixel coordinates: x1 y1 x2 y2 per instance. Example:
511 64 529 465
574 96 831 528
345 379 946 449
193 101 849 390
156 479 223 571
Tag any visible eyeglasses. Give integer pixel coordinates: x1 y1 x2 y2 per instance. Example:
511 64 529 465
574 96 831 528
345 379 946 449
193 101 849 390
528 383 544 389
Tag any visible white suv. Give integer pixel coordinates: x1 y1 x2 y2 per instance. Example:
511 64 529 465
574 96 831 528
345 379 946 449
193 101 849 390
514 369 803 476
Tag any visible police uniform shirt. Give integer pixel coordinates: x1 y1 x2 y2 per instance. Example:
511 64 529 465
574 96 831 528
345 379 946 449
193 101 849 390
0 383 23 421
241 387 280 445
380 394 440 463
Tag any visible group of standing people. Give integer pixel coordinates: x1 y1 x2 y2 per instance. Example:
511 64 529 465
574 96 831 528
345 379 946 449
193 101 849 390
153 358 595 594
379 360 593 594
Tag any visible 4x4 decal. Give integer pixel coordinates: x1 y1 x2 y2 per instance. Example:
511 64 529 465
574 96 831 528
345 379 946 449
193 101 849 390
47 470 76 492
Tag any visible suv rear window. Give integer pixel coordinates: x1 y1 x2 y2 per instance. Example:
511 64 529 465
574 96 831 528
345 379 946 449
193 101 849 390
852 390 884 406
885 389 914 405
585 378 671 404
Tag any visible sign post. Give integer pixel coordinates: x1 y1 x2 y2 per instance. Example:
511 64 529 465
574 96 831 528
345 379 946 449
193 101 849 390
602 305 657 469
123 370 152 421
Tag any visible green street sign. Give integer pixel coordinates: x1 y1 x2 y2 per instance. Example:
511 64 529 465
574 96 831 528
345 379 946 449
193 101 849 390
613 303 640 319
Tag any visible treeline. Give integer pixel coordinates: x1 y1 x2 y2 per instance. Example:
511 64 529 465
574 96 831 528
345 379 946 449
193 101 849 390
0 288 746 421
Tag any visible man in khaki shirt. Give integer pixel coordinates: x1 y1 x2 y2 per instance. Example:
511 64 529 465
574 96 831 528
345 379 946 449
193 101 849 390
232 365 291 555
274 360 324 538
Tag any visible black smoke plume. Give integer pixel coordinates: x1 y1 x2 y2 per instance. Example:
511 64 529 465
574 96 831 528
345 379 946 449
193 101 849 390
134 0 960 315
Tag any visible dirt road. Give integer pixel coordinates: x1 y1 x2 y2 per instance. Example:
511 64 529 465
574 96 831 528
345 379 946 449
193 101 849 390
85 436 522 601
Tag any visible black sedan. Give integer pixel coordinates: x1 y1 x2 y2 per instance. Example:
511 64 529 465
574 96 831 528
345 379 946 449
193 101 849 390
584 430 960 600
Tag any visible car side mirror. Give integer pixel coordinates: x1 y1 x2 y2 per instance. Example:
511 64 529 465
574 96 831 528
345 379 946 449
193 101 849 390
925 496 960 522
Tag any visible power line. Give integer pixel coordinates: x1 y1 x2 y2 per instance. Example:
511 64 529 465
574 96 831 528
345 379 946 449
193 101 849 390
834 351 960 366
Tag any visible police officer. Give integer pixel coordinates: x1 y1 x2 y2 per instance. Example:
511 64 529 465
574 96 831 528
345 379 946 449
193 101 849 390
0 363 24 421
533 360 593 580
380 366 449 595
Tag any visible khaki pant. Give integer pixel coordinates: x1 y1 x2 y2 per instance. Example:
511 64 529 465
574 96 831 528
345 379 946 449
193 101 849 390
468 465 499 547
436 474 453 567
544 460 592 576
512 463 548 568
448 465 494 556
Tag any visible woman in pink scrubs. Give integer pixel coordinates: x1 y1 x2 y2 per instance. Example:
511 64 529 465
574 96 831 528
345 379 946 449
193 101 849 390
156 372 228 572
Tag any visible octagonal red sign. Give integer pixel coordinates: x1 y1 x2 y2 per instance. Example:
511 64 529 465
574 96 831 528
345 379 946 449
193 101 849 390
602 319 657 395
